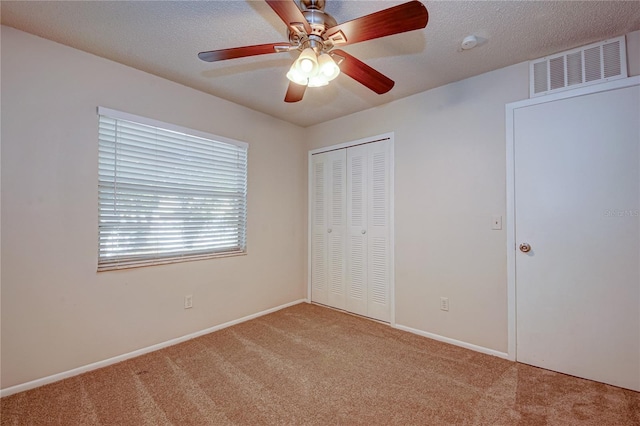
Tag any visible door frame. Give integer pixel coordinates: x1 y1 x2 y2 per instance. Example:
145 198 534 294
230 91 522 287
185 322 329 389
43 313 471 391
307 132 396 325
505 76 640 361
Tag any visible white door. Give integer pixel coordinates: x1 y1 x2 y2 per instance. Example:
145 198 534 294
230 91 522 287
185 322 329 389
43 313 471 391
326 150 347 309
514 84 640 391
310 137 393 323
311 150 346 308
310 153 329 305
346 144 369 317
346 140 391 322
366 141 392 322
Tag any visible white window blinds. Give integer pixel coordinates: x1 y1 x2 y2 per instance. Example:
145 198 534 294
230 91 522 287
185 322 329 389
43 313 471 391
98 107 248 271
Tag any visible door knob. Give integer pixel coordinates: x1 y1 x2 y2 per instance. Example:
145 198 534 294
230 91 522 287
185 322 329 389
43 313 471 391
519 243 531 253
361 230 366 234
328 228 332 233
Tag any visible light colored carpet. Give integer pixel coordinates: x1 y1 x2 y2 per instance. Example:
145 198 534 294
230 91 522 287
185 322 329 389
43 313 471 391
1 302 638 425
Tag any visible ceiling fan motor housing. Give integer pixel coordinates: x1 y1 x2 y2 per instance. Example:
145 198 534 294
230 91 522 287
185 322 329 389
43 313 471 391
288 0 337 52
301 0 325 12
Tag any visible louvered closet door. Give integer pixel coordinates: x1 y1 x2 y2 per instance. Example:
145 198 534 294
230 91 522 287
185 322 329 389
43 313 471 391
311 150 347 309
312 138 391 322
346 140 391 322
311 154 329 305
326 150 347 309
366 140 391 322
346 145 369 317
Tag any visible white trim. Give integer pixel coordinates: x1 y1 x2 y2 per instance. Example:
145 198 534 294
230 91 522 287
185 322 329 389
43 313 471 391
504 76 640 362
307 132 396 325
97 106 248 149
388 137 396 327
0 299 306 398
308 132 394 155
394 324 510 360
510 75 639 111
505 98 517 362
307 152 314 303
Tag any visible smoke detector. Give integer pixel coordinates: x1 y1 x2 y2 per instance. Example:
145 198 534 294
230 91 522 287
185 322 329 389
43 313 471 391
461 35 478 50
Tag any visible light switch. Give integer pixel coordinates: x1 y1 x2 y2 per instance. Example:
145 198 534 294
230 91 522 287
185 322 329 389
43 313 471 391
492 215 502 230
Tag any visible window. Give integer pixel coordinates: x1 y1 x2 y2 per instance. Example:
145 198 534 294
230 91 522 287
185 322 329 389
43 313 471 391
98 107 247 271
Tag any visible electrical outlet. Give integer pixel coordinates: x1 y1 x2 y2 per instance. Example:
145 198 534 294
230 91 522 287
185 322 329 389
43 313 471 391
184 294 193 309
440 297 449 311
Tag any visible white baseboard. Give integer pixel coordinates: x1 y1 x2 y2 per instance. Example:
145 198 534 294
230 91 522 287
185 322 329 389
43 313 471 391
394 324 510 360
1 299 306 398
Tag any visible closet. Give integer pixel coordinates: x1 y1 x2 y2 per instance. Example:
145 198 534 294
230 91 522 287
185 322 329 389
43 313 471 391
310 137 392 322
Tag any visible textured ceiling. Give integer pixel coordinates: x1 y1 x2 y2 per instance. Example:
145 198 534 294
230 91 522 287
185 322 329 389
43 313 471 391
2 1 639 127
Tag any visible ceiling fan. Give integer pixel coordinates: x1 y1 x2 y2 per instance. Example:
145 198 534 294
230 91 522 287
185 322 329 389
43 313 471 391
198 0 429 103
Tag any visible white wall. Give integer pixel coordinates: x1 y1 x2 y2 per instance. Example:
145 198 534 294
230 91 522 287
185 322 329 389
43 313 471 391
0 26 307 389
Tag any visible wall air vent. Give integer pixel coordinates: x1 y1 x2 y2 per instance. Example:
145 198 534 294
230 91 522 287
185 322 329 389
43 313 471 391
530 36 627 97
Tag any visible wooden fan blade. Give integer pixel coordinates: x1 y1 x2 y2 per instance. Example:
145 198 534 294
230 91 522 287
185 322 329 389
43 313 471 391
198 43 284 62
325 1 428 46
265 0 312 34
332 49 394 94
285 81 307 103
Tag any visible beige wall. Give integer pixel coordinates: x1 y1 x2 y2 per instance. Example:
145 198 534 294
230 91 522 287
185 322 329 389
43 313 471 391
627 30 640 77
305 64 529 353
0 26 307 388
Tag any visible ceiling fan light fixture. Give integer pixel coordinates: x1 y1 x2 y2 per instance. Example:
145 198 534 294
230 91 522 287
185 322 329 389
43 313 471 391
317 53 340 81
300 58 314 73
294 47 319 77
308 75 329 87
286 65 309 86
